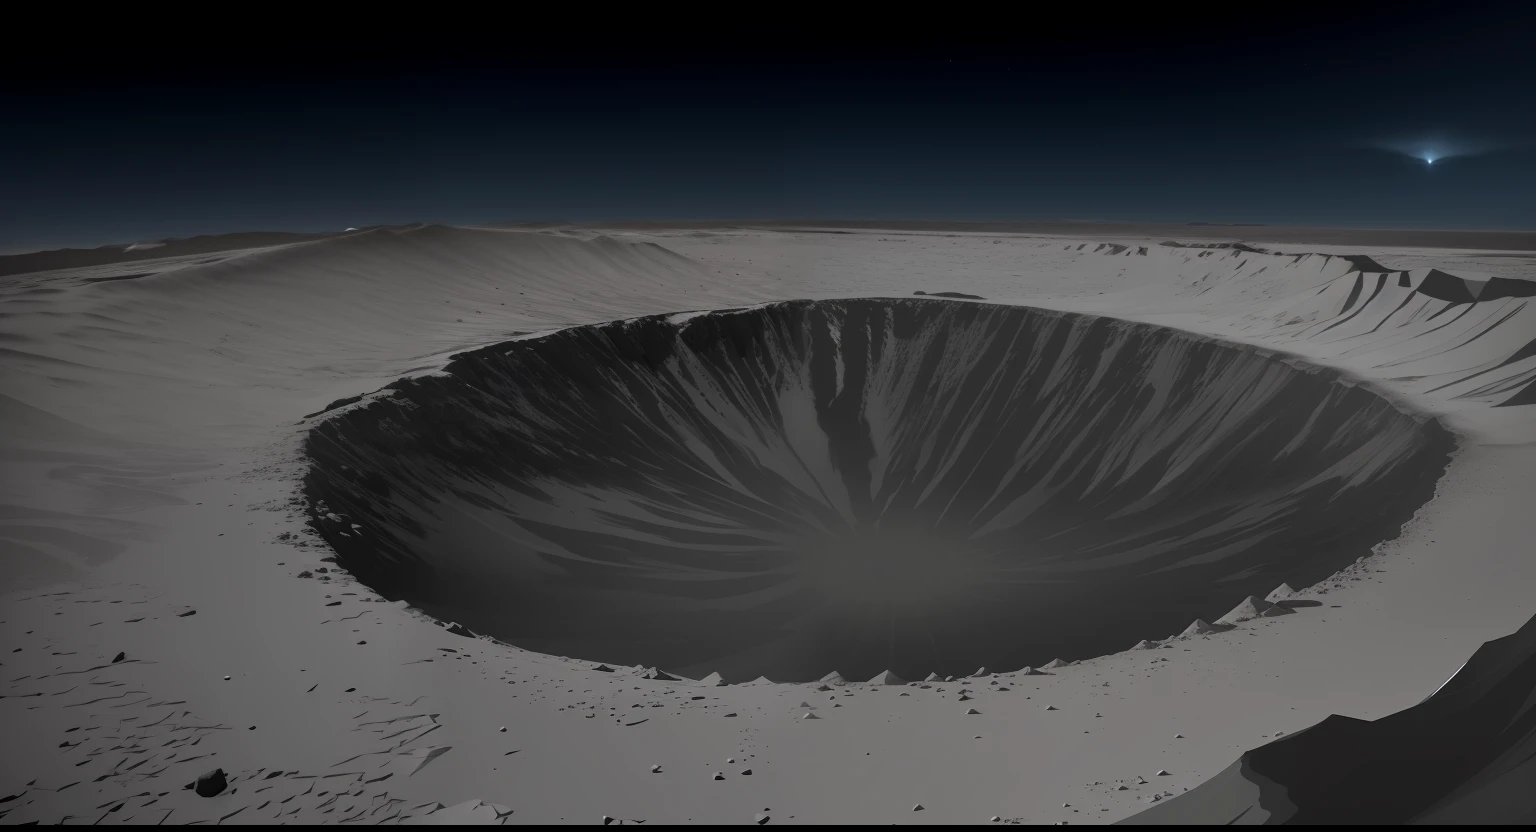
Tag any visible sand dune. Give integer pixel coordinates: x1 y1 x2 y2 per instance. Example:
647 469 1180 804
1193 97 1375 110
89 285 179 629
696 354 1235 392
0 224 1532 824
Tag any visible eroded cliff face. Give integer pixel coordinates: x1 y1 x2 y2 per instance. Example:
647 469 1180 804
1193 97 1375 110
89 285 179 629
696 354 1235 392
305 299 1452 682
1122 608 1536 826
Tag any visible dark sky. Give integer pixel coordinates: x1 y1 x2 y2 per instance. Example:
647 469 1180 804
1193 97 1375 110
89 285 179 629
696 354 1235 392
4 2 1535 252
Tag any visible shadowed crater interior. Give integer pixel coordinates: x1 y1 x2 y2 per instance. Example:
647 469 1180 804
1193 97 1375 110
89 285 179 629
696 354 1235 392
304 299 1452 682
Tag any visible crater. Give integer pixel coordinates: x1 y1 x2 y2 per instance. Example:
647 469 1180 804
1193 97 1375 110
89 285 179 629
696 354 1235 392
304 299 1453 682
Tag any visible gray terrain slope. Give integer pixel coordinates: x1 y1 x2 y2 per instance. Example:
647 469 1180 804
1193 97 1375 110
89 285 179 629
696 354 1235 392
305 299 1450 683
1123 609 1536 824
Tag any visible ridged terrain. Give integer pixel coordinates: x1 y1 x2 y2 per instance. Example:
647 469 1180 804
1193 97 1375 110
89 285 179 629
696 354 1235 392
304 298 1453 682
1122 609 1536 825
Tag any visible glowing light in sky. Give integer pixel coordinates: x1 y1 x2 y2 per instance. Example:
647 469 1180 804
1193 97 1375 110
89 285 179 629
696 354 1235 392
1367 131 1519 166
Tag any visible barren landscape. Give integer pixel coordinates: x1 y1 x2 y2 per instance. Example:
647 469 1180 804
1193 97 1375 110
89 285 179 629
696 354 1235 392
2 224 1533 824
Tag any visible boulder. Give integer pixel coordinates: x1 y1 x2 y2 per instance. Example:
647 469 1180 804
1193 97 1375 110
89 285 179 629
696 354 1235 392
1179 618 1233 637
1217 596 1277 625
1264 583 1297 603
188 768 227 797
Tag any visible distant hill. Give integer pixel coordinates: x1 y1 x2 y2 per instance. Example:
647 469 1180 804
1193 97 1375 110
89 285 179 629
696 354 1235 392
560 220 1536 252
0 230 354 277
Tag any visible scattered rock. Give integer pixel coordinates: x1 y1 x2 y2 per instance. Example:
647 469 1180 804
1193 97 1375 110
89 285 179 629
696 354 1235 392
924 672 942 682
1264 582 1297 603
444 622 475 638
1133 639 1160 650
971 667 990 678
755 812 771 825
1179 618 1232 637
713 772 725 781
651 765 662 773
111 652 125 663
820 671 847 686
593 664 615 672
1045 705 1058 711
867 669 906 685
1019 666 1047 676
912 804 925 811
965 707 981 715
1041 658 1074 669
802 712 820 720
1217 596 1277 625
187 768 227 797
1157 769 1170 776
699 672 728 687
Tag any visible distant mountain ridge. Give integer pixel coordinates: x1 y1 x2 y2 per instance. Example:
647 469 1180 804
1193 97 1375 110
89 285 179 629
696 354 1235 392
0 229 363 277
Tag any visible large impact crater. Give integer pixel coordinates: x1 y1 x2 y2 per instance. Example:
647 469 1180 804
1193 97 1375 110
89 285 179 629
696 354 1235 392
305 299 1453 682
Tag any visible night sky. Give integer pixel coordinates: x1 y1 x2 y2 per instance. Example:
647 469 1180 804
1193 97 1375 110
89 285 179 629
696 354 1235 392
4 3 1535 253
